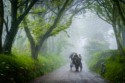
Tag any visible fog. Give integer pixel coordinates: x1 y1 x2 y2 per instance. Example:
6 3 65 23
13 10 117 62
51 10 117 61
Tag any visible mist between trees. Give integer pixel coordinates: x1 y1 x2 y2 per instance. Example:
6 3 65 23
0 0 125 59
0 0 125 83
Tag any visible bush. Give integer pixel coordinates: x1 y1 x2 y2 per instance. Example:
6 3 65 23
0 54 34 83
0 53 65 83
104 55 125 83
87 50 125 83
32 55 66 77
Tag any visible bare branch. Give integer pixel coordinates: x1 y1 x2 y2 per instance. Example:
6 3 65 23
96 0 112 22
97 12 112 24
46 5 57 15
63 30 70 38
72 0 95 16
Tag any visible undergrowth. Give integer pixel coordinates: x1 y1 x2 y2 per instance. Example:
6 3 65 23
87 50 125 83
0 53 65 83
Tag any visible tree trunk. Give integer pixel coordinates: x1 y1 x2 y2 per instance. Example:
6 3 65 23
3 0 18 53
3 24 18 53
23 17 47 59
32 47 39 59
24 0 70 59
3 0 38 54
40 40 48 55
0 0 4 53
122 30 125 47
112 3 125 56
23 18 37 59
34 0 70 59
115 0 125 48
112 24 124 54
115 0 125 25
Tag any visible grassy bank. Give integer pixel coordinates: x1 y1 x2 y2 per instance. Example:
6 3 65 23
87 50 125 83
0 53 66 83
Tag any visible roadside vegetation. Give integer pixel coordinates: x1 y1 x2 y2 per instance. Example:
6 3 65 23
0 51 66 83
87 50 125 83
1 0 125 83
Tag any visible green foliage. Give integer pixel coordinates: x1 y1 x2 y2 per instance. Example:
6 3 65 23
48 0 73 10
87 52 102 71
50 0 64 7
32 7 46 14
0 54 35 83
26 12 73 43
51 16 73 36
0 53 65 83
36 54 66 75
88 0 113 24
31 20 52 40
87 50 125 83
104 56 125 83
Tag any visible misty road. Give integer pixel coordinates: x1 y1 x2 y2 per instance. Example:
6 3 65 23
30 62 108 83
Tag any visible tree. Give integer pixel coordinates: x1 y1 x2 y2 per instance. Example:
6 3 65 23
23 0 73 59
22 0 94 59
113 0 125 47
89 0 125 55
0 0 4 53
3 0 39 54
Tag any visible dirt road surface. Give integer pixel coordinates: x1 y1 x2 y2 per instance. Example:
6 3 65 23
30 62 108 83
